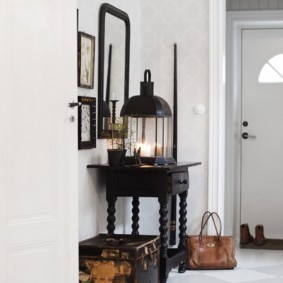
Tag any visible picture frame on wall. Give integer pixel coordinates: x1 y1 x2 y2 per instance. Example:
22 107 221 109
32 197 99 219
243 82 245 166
78 32 95 89
78 96 96 149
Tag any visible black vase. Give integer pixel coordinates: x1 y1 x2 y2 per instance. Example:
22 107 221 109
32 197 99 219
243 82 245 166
107 149 126 166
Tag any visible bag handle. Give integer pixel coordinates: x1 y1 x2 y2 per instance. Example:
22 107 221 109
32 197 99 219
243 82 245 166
199 211 222 241
200 211 211 231
210 212 222 236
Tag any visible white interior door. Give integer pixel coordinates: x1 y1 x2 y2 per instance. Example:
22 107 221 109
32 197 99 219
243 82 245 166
0 1 78 282
241 28 283 239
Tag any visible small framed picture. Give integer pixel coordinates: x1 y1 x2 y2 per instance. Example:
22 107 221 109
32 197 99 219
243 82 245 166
78 96 96 149
78 32 95 89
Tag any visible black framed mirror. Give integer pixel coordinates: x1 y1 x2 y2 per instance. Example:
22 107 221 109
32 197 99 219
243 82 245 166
97 3 130 138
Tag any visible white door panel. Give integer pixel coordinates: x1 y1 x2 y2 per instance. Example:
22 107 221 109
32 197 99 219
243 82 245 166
0 0 78 282
241 29 283 238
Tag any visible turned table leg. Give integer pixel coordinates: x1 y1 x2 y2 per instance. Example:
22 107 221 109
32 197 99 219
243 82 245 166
178 190 188 273
159 198 169 283
132 196 140 235
106 196 117 235
178 190 188 249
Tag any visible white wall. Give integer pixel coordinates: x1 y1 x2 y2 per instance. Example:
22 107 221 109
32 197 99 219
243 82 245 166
78 0 209 241
77 0 141 241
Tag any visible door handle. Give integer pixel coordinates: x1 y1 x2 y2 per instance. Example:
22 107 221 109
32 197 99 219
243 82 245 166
242 132 256 139
68 102 82 108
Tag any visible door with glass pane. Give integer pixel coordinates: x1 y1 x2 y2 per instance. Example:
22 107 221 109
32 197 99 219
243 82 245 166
241 28 283 238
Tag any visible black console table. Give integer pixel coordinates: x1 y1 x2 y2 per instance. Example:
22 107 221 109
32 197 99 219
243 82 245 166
87 162 201 283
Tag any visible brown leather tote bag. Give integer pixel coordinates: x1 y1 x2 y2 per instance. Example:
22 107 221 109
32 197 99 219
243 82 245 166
187 211 237 270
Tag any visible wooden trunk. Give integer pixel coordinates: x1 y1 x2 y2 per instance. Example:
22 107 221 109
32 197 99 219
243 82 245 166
79 234 160 283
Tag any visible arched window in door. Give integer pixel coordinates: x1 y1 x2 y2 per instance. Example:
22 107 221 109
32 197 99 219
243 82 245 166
258 54 283 83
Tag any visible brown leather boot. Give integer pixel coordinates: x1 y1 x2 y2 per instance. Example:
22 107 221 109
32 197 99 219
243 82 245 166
240 223 254 244
254 224 266 245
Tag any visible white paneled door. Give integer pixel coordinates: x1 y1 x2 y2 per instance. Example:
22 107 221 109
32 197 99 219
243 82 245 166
241 29 283 238
0 0 78 282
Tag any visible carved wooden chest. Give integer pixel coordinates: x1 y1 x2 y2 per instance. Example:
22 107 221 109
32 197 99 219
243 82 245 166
79 234 160 283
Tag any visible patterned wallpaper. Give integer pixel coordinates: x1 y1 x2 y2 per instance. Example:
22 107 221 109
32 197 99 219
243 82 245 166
133 0 209 235
78 0 210 240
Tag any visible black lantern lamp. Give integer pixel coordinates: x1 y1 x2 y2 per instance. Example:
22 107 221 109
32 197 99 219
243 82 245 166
120 70 176 165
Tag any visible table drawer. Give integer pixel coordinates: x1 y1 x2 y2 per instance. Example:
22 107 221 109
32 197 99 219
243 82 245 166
169 171 189 194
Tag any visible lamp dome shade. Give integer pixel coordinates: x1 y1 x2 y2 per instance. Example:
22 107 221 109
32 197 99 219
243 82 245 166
120 69 172 118
120 95 172 117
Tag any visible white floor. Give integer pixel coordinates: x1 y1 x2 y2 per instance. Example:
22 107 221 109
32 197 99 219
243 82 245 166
168 246 283 283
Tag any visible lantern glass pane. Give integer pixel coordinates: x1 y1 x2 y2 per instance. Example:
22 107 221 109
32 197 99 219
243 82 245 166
135 117 156 157
125 116 173 159
156 117 173 157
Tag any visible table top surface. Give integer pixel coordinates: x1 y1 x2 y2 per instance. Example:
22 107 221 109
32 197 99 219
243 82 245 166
87 161 201 171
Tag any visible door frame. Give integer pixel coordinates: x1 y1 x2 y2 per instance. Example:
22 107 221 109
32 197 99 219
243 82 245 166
208 0 226 232
225 10 283 238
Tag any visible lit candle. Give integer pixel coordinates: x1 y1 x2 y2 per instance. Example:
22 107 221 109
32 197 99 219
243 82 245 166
137 143 151 157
